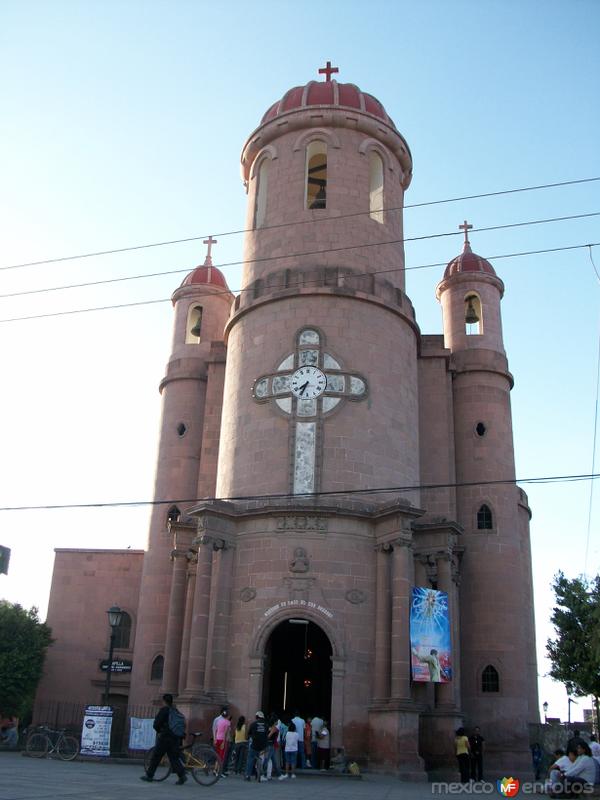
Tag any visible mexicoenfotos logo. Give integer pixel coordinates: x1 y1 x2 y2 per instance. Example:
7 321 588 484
496 778 520 797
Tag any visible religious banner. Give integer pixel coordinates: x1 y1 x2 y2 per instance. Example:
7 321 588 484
410 587 452 682
128 717 156 751
80 705 113 756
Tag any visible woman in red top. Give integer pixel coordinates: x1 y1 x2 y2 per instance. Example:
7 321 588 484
304 719 313 767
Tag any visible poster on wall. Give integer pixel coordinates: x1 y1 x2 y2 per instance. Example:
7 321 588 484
410 587 452 682
81 706 113 756
129 717 156 751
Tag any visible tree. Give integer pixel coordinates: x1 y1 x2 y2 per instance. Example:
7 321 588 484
0 601 53 718
546 572 600 732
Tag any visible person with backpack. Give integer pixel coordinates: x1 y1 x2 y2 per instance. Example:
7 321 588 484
141 693 187 785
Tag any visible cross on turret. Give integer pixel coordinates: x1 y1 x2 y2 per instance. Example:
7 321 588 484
458 220 473 246
318 61 339 82
203 235 217 265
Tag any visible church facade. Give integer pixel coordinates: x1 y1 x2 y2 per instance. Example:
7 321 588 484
37 67 539 775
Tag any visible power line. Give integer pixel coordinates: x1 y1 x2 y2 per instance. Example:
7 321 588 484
2 176 599 272
0 241 598 324
0 472 597 513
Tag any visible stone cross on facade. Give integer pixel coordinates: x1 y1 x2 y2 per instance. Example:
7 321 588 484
458 220 472 246
252 327 368 494
318 61 339 82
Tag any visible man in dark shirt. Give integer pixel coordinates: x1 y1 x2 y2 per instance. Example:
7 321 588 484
244 711 268 781
140 693 187 785
469 726 485 781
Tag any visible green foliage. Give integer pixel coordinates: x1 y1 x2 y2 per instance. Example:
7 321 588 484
0 600 53 717
546 572 600 701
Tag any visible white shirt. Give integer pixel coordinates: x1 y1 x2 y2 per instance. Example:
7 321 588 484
291 716 304 738
285 731 299 752
311 716 323 738
564 755 596 784
552 755 571 771
590 741 600 759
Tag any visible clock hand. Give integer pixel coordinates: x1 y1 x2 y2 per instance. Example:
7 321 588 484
298 381 309 396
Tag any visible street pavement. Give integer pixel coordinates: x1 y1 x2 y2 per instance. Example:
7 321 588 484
0 752 440 800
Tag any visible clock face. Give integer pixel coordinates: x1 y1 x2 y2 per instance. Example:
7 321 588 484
290 366 327 399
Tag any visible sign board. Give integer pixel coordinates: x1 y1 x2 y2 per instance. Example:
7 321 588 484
81 705 113 756
129 717 156 751
99 659 133 673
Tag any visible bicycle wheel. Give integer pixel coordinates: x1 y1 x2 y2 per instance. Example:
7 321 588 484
190 745 221 786
144 747 171 782
26 732 49 758
57 735 79 761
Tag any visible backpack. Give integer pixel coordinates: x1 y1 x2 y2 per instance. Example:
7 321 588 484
168 707 186 738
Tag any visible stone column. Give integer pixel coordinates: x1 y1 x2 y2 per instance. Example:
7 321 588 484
161 548 189 695
178 557 197 692
203 541 234 697
183 541 213 694
373 543 392 700
390 536 413 700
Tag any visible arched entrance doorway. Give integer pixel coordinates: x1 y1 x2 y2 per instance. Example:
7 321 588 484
262 618 332 720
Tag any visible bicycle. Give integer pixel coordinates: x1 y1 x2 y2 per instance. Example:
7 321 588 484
25 725 79 761
143 732 221 786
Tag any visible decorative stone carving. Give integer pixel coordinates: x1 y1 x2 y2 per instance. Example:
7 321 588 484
289 547 310 573
198 533 230 551
240 587 256 603
276 515 328 532
345 589 366 605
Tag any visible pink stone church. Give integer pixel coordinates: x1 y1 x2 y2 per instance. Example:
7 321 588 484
35 65 539 776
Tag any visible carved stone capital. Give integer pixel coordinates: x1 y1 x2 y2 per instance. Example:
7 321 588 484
197 533 234 552
374 541 393 554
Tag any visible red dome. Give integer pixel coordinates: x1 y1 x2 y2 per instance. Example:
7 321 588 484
260 80 396 129
443 242 497 280
180 264 229 289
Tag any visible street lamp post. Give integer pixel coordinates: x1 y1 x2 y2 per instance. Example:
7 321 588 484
103 606 123 706
543 701 549 723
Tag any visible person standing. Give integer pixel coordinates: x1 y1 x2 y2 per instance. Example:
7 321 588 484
316 719 331 771
232 716 248 775
455 727 471 784
291 710 306 768
244 712 268 782
304 717 313 768
469 726 485 780
140 694 187 785
279 721 298 780
311 713 324 759
213 708 231 775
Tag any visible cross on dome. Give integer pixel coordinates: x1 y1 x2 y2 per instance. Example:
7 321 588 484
203 235 217 266
458 220 473 248
318 61 339 82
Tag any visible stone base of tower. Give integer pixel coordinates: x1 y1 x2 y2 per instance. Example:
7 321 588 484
367 703 427 780
418 709 465 779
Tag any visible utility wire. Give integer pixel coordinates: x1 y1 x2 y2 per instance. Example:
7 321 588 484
0 241 598 324
2 176 599 272
0 472 598 513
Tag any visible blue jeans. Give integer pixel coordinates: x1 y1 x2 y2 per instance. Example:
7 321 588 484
296 741 306 769
263 744 281 777
245 747 262 779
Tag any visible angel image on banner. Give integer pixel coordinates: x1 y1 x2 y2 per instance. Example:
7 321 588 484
410 587 452 682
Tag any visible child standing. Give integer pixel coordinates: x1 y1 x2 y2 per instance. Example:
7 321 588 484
279 721 298 780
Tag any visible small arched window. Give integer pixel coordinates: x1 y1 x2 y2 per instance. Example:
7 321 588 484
465 293 483 335
481 664 500 692
113 611 132 650
477 504 493 530
150 655 164 682
167 505 181 526
186 305 203 344
306 141 327 210
254 158 270 228
369 152 384 223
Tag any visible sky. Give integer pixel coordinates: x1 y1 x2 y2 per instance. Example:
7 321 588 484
0 0 599 724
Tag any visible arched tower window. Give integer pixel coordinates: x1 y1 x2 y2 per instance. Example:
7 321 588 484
477 504 493 530
112 611 132 649
167 505 181 526
186 305 203 343
254 158 270 229
150 654 164 682
481 664 500 692
369 151 384 223
306 141 327 210
465 293 483 335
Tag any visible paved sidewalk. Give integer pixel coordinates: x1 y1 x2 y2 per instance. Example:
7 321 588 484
0 752 435 800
